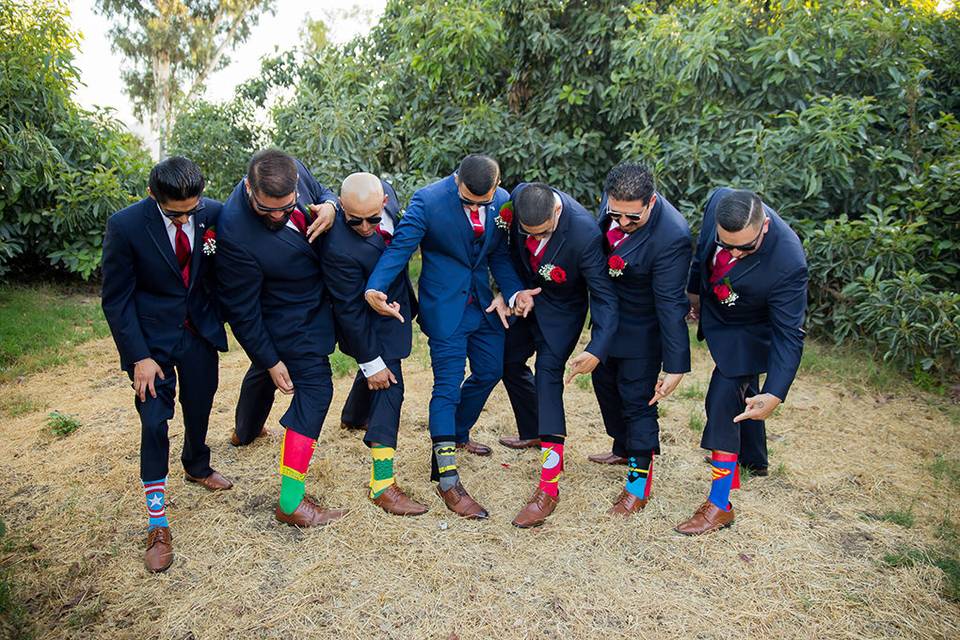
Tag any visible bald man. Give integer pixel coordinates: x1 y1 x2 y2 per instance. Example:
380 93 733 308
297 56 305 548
321 173 426 516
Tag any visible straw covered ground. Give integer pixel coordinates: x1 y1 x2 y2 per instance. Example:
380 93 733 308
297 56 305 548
0 325 958 639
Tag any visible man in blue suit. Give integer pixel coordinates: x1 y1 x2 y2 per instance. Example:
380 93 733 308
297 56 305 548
493 182 620 528
677 188 807 535
102 157 232 573
216 149 346 529
322 172 427 517
365 154 539 519
585 164 692 517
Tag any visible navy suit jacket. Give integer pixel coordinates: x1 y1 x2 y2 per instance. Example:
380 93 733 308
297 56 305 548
366 174 523 340
216 161 337 370
101 196 227 373
322 181 417 363
688 187 808 400
598 192 692 371
508 184 619 360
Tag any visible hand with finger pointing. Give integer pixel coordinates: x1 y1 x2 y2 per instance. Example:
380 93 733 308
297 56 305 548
564 351 600 385
485 293 512 329
648 372 684 406
734 393 781 423
364 289 405 323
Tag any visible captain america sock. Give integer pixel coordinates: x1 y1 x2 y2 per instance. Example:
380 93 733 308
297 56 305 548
142 477 168 530
433 440 459 492
539 435 565 498
708 451 738 511
278 428 316 515
625 454 653 500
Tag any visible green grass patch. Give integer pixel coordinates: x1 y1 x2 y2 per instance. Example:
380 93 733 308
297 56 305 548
677 382 704 400
329 348 357 379
800 339 905 394
0 519 32 639
883 546 960 603
0 284 108 383
866 509 916 528
929 455 960 490
575 374 591 390
687 412 704 433
47 411 81 437
0 394 42 418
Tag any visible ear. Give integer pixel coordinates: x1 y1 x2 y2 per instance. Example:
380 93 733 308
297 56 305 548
649 193 658 209
146 186 155 200
382 194 389 207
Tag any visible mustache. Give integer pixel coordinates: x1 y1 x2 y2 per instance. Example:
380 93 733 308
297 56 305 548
259 213 290 232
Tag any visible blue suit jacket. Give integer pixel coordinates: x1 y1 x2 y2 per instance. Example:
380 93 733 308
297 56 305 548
321 180 417 363
216 161 337 370
101 196 227 373
688 187 808 400
508 184 619 360
366 174 523 340
598 192 692 371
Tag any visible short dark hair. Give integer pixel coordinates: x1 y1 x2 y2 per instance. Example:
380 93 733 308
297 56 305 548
603 163 655 204
515 182 556 227
716 189 764 232
458 154 499 196
149 156 205 204
248 149 298 198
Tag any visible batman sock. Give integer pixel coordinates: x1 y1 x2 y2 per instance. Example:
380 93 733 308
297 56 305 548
433 440 459 492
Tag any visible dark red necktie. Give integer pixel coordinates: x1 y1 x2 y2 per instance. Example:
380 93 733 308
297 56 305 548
606 225 626 250
376 224 392 246
710 247 736 283
526 235 545 272
172 221 191 287
468 206 484 239
289 208 308 236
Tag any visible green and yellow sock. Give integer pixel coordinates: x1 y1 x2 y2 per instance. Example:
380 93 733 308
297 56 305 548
369 445 396 498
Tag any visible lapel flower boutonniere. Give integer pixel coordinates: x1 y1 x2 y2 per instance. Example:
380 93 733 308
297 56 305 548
608 254 626 278
202 226 217 256
495 201 513 231
539 263 566 284
713 277 738 306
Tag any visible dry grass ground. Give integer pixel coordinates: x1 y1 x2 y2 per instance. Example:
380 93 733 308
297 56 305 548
1 327 958 639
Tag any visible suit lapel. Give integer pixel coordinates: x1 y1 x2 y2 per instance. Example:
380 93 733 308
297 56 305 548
187 208 206 293
615 200 659 262
541 197 570 267
473 201 498 267
447 184 475 263
144 203 184 283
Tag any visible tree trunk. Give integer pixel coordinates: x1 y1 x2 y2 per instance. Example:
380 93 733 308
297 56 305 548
153 49 171 160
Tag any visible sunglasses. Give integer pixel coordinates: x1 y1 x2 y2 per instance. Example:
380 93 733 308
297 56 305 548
157 199 205 219
346 215 382 227
250 190 299 215
715 220 765 252
606 208 645 223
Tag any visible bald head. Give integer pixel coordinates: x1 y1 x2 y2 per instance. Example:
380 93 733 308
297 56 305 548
340 172 387 237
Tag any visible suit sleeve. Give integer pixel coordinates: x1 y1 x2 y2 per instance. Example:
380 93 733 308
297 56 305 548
761 264 808 401
215 235 280 370
688 189 723 294
581 232 620 361
366 190 427 294
488 228 523 302
323 250 382 363
100 216 150 368
654 234 693 374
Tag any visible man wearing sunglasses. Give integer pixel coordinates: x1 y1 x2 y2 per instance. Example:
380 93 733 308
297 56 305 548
321 172 426 516
217 149 346 528
678 188 808 535
365 154 538 520
587 164 692 517
102 157 231 573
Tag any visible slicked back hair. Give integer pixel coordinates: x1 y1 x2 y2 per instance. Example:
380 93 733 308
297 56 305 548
248 149 298 198
716 189 764 232
515 182 556 227
603 163 655 204
458 154 499 196
149 156 205 204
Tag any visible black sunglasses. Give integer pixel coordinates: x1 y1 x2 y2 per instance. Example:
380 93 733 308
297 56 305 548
346 215 383 227
250 189 299 215
157 199 205 219
715 221 765 252
606 207 645 223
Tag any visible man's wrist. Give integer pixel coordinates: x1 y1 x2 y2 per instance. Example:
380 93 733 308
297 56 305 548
359 356 387 378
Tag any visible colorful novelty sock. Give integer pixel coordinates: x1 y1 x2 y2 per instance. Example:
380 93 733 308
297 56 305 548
708 451 738 511
278 428 316 515
369 445 396 498
433 441 459 492
625 454 653 500
538 436 565 497
143 477 168 530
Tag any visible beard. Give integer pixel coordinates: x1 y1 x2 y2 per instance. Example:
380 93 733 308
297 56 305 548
259 213 290 232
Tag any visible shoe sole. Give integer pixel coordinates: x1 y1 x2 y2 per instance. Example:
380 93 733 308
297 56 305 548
184 476 232 491
674 520 734 536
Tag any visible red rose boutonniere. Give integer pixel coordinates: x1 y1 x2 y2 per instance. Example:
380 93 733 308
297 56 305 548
539 263 566 284
608 254 626 278
495 201 513 231
713 277 738 306
202 227 217 256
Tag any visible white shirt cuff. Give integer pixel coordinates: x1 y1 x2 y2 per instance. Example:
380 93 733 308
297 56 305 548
508 292 519 308
359 357 387 378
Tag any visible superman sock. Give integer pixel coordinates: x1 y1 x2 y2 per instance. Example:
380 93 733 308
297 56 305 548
539 435 565 498
142 477 168 530
625 453 653 500
433 440 459 492
708 451 739 511
278 428 316 515
369 445 396 498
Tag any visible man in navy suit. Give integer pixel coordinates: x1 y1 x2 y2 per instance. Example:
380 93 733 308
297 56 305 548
102 157 232 573
586 164 692 516
494 182 620 528
677 188 807 535
216 149 346 528
322 172 427 517
365 154 539 520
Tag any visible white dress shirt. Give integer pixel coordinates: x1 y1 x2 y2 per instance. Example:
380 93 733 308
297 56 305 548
160 208 194 252
359 211 398 378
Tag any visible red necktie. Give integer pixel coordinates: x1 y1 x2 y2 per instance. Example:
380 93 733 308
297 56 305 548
172 221 191 287
289 208 308 235
376 224 392 246
710 247 736 283
525 235 545 272
606 225 626 250
468 206 484 239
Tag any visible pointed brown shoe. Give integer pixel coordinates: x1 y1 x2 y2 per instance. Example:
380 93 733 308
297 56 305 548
436 481 489 519
275 497 347 528
371 483 429 516
588 452 628 465
512 488 558 528
457 440 492 456
184 469 233 491
608 489 648 516
674 500 735 535
498 436 541 450
230 427 273 447
144 526 174 573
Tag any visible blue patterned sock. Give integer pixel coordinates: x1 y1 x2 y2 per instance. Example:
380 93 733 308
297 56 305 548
707 453 738 511
625 455 652 499
142 477 168 530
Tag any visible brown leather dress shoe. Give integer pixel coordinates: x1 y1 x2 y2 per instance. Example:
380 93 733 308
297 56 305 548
275 496 348 528
498 436 541 449
371 484 428 516
144 527 174 573
608 489 648 516
588 452 628 465
512 488 558 528
457 440 492 456
230 427 273 447
675 500 735 535
436 481 489 519
184 470 233 491
340 421 368 431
